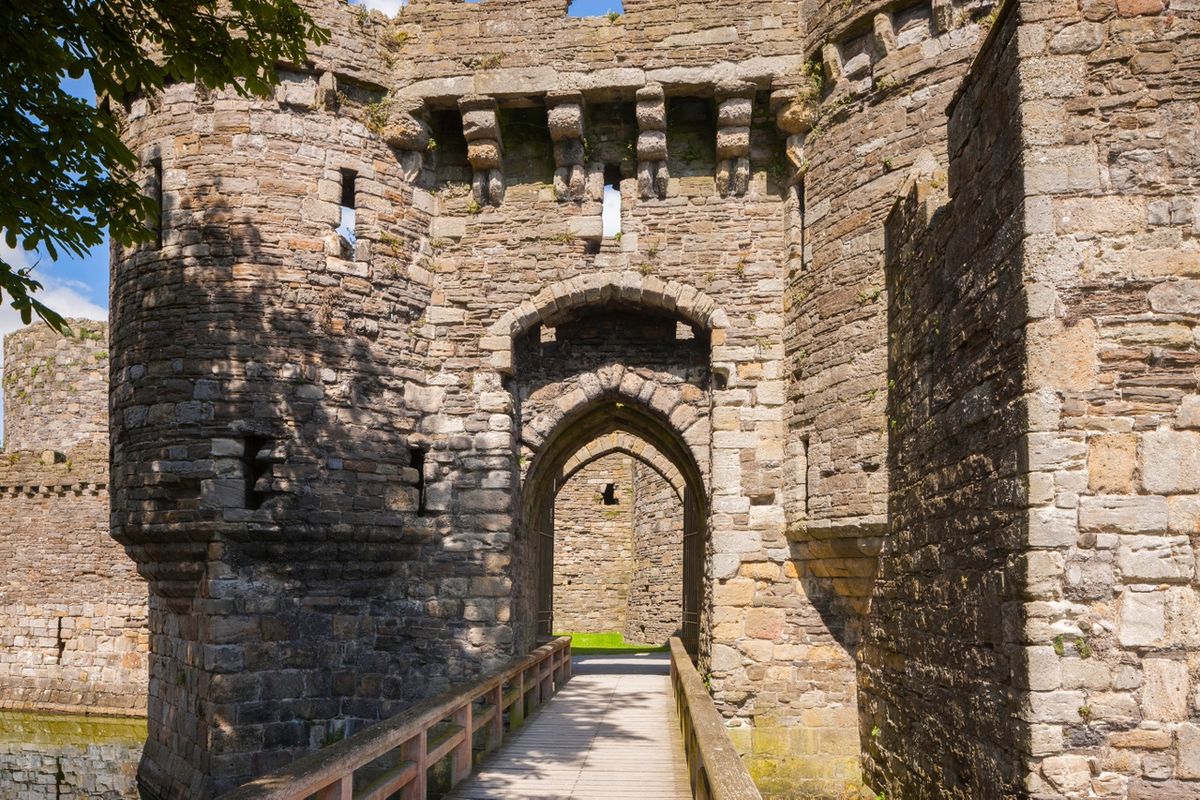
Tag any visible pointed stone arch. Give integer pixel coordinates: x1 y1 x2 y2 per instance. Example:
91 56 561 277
518 389 708 654
481 271 730 375
558 431 686 503
518 366 709 494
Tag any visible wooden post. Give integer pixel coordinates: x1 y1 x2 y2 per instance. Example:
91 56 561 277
451 700 473 785
399 731 426 800
490 685 504 748
313 776 351 800
510 672 525 727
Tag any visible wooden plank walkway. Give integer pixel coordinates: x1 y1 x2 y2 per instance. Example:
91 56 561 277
448 653 692 799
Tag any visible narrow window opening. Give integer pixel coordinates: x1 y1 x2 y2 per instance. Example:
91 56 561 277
601 482 619 505
410 446 428 516
150 157 163 249
800 434 810 516
797 179 807 267
602 163 622 237
243 435 271 510
337 168 357 253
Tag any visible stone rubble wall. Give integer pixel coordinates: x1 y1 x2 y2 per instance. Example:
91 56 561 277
626 460 684 645
2 320 109 454
879 1 1200 797
874 3 1028 794
111 71 438 796
1013 2 1200 797
105 0 1198 797
767 0 1002 793
0 322 148 717
0 713 144 800
552 453 635 634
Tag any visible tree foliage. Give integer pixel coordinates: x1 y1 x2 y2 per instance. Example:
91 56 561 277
0 1 329 331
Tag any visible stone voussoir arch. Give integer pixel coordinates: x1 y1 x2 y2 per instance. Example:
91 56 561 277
519 365 710 473
481 271 730 375
558 431 686 503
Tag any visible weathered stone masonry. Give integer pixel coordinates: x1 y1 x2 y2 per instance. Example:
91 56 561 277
104 0 1198 797
0 320 148 717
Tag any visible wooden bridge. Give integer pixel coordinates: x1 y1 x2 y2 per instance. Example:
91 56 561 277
220 638 760 800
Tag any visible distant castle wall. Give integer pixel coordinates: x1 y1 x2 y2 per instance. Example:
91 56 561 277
0 320 147 716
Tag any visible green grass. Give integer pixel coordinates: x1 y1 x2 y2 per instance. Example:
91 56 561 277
557 631 669 655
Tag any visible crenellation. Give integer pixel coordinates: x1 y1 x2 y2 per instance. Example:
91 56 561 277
0 321 149 718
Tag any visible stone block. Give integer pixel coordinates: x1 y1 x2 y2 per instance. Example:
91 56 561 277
1142 659 1189 721
1148 281 1200 315
718 97 753 128
1178 395 1200 430
1088 434 1138 493
1080 495 1169 535
467 139 502 170
461 109 499 141
547 104 583 141
1177 723 1200 779
637 131 668 161
1041 755 1091 794
1119 590 1165 647
382 114 430 151
1142 431 1200 493
1116 535 1193 582
716 127 751 159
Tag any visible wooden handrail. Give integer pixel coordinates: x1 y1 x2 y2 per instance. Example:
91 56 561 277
669 637 762 800
218 636 572 800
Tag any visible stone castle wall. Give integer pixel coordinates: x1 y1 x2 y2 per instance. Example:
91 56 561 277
880 2 1200 797
627 460 684 645
0 712 144 799
552 454 635 633
551 452 685 643
0 321 148 716
105 0 1199 797
2 318 108 453
876 4 1028 793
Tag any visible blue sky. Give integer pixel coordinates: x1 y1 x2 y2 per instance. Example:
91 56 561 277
354 0 621 16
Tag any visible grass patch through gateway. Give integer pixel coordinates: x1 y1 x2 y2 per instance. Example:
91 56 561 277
557 631 669 655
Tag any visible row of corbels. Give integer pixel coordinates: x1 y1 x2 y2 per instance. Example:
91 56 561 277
371 82 824 204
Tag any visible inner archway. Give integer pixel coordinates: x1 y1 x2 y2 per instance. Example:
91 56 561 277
520 397 708 655
551 441 686 645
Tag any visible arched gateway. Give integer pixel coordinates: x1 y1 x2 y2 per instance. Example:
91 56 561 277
491 277 721 658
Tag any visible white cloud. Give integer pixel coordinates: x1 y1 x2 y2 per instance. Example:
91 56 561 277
0 239 107 444
351 0 406 17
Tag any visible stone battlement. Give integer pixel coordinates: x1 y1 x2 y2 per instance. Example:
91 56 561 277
0 321 147 717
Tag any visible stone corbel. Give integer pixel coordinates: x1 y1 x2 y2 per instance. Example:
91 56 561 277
381 99 431 152
715 81 754 197
547 90 586 203
772 87 818 187
459 95 505 207
636 84 668 200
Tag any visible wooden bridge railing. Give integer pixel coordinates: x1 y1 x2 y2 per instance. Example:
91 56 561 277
218 636 572 800
669 637 763 800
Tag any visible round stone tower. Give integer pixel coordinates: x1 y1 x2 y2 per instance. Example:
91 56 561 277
108 4 441 795
2 318 108 453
